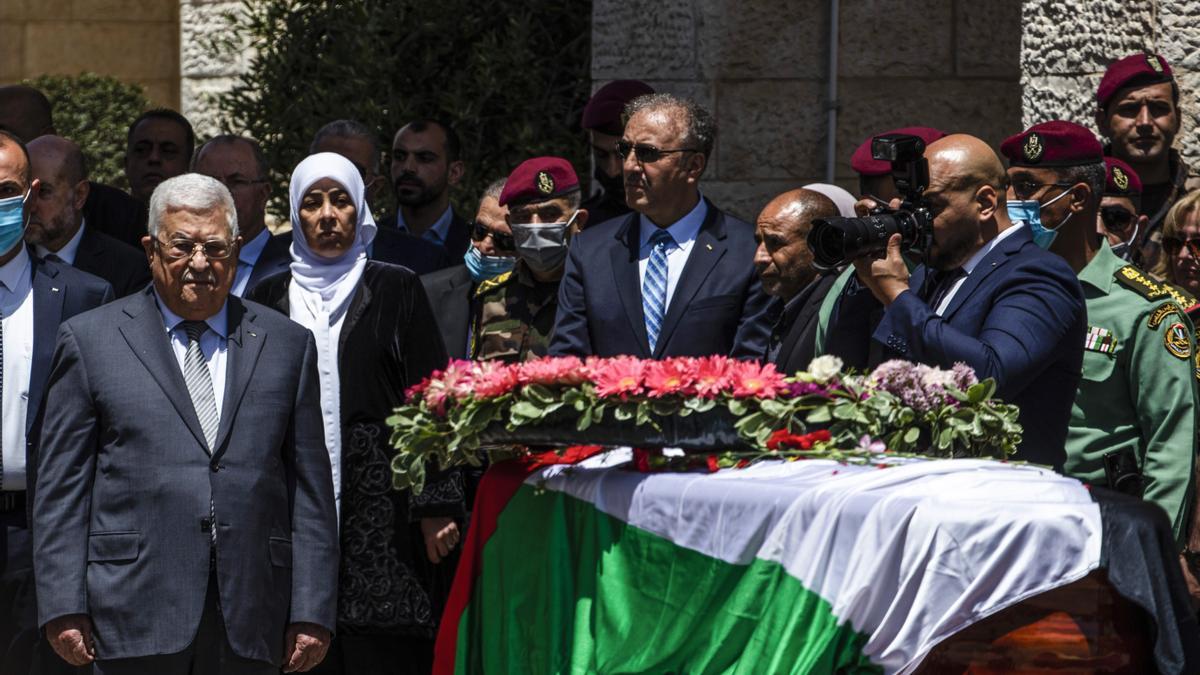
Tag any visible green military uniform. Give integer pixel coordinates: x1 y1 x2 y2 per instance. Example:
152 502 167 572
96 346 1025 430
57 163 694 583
813 267 854 356
1068 241 1198 545
471 261 560 363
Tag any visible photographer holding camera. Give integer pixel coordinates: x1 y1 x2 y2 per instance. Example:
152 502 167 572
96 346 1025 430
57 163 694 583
821 134 1086 469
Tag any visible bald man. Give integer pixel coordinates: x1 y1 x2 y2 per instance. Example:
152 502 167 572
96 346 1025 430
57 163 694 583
754 189 840 373
27 136 150 296
826 134 1086 469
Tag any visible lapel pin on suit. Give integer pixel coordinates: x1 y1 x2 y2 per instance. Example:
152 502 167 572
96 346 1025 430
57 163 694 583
51 287 59 292
706 243 713 250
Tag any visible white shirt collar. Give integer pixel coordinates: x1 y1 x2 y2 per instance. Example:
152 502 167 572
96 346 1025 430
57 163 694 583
154 289 230 339
35 218 87 265
638 196 708 251
961 223 1023 275
0 243 31 292
397 205 454 243
238 228 271 265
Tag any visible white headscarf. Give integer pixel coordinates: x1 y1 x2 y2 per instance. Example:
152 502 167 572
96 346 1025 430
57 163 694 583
802 183 858 218
287 152 378 324
286 152 378 519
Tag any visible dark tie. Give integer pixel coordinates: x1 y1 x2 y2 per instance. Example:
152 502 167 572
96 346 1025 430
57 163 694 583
925 267 965 312
181 320 219 546
43 254 63 264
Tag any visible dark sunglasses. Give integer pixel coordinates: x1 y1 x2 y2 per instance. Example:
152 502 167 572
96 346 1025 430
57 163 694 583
615 140 697 164
1163 236 1200 257
1099 205 1137 233
470 221 515 252
1010 179 1074 200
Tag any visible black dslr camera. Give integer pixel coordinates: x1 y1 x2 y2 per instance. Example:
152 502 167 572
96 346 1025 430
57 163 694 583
807 134 934 270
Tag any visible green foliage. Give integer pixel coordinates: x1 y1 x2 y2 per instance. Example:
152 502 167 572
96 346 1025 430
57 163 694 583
23 73 149 188
206 0 592 217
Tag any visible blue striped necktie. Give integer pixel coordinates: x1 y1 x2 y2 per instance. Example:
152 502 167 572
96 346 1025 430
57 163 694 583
643 228 674 352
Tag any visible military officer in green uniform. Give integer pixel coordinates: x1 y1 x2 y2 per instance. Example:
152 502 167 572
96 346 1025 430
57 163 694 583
1003 121 1197 544
473 156 587 362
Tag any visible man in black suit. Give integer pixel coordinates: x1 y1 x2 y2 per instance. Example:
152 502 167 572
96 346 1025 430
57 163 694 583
550 93 772 359
754 189 841 374
34 173 336 673
421 178 514 361
0 130 115 675
26 135 151 297
192 135 291 295
309 120 451 275
387 119 471 258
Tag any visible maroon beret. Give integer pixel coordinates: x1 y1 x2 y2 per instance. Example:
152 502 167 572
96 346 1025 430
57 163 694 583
582 80 655 134
850 126 947 176
1097 53 1174 110
1104 157 1142 197
499 156 579 206
1000 121 1104 168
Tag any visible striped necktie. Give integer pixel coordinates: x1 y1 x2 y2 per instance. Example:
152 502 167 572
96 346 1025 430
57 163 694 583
181 320 219 547
643 229 674 353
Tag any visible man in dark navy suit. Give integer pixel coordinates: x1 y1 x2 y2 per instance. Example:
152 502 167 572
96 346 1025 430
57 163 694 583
826 134 1086 469
27 136 151 297
549 93 772 359
0 130 115 675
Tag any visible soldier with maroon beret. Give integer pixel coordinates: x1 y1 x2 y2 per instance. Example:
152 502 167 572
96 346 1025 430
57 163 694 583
1002 120 1197 548
580 80 655 228
1098 157 1147 260
472 157 589 362
1095 52 1200 271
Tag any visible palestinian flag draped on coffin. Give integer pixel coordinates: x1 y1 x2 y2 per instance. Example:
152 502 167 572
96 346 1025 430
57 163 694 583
435 449 1102 674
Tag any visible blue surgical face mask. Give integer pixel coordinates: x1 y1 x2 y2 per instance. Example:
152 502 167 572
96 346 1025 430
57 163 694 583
0 191 29 255
1007 188 1073 250
463 245 515 283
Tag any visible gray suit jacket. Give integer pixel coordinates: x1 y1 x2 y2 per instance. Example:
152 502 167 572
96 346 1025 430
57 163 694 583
32 287 338 665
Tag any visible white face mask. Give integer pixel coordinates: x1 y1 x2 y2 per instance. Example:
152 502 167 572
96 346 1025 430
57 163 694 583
509 210 578 273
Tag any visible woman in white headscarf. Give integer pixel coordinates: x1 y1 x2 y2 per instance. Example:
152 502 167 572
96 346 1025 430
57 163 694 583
247 152 456 673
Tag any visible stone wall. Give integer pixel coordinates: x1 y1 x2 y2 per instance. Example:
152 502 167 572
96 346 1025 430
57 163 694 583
0 0 179 107
1022 1 1200 171
179 0 250 139
593 0 1022 221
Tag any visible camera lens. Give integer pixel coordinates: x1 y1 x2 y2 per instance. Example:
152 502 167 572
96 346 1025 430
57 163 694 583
808 214 911 270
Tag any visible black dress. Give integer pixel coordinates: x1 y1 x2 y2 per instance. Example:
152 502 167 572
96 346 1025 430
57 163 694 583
248 261 459 674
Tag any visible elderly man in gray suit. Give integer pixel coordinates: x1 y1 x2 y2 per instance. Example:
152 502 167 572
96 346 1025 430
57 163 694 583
32 173 338 674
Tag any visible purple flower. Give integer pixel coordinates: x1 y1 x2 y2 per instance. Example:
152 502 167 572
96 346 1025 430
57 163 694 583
788 381 831 397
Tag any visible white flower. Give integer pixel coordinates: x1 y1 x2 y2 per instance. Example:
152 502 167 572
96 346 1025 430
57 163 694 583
806 355 844 382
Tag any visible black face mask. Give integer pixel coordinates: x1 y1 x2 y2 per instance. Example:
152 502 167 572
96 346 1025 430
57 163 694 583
593 165 625 201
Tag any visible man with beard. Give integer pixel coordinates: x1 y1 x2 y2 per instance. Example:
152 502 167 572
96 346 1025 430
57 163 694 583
824 134 1086 469
1096 53 1200 271
26 136 150 296
580 80 654 227
310 120 451 274
387 119 470 258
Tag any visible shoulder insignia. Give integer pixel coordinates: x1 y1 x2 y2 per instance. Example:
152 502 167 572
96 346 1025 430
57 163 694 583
1148 302 1184 329
1165 321 1192 359
1194 350 1200 381
474 270 514 298
1164 281 1198 309
1084 325 1118 355
1114 265 1172 302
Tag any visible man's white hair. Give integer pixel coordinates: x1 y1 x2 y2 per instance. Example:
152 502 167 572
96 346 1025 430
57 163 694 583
147 173 239 239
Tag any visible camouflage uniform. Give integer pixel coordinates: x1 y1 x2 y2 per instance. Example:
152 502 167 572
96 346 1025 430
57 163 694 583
471 261 560 363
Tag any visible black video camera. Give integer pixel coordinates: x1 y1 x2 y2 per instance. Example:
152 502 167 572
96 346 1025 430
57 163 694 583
807 134 934 270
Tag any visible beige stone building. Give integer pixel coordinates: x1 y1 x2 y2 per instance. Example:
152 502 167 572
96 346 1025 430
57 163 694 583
4 0 1197 221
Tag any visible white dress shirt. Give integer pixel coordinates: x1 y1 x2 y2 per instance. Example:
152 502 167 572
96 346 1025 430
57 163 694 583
934 224 1024 315
34 218 87 264
636 197 708 314
0 246 34 491
397 205 453 246
232 228 271 297
154 292 229 419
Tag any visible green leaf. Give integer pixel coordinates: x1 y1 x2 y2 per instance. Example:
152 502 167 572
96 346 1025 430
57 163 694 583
726 399 748 416
902 427 920 444
806 407 833 424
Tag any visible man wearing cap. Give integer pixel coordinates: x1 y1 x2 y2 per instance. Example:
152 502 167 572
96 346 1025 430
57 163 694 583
1096 53 1200 271
1003 120 1196 544
825 133 1086 468
1098 157 1149 261
551 93 772 360
580 80 655 228
472 157 587 363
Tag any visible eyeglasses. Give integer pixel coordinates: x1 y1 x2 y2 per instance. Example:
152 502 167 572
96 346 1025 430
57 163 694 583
156 237 235 260
1163 236 1200 258
1010 180 1074 200
615 140 697 164
1099 206 1137 233
470 221 515 252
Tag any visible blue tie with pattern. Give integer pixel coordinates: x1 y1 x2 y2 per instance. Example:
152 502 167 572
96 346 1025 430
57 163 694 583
643 228 674 353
